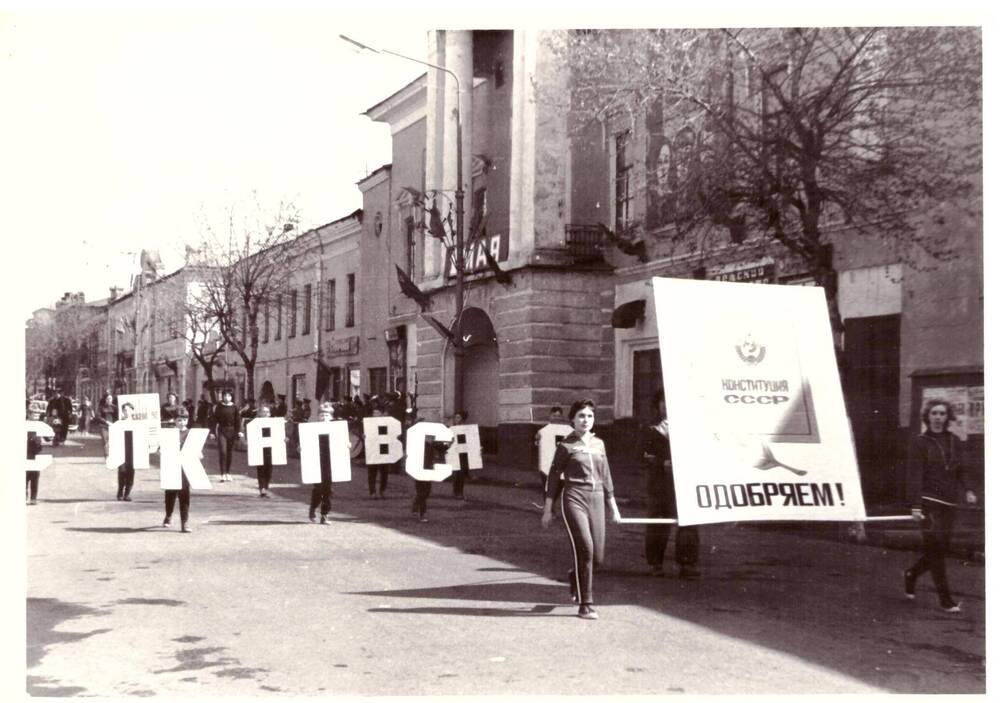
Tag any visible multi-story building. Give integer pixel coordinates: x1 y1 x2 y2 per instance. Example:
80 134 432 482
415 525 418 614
361 29 982 505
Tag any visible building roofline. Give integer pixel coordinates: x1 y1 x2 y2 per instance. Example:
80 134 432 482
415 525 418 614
364 73 426 123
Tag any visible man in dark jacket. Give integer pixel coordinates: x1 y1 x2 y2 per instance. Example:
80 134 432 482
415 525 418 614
46 389 72 446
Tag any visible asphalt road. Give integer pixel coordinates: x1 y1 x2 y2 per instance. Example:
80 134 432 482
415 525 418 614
23 434 985 695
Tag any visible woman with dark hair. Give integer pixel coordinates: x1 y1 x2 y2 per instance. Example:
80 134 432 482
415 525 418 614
904 398 976 613
643 390 700 579
212 389 242 482
541 399 622 620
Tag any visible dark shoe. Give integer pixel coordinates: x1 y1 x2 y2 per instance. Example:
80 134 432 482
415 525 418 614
262 492 270 499
319 515 330 525
116 496 123 501
309 512 316 523
904 570 916 600
577 605 598 620
123 496 132 502
940 601 962 613
679 565 700 580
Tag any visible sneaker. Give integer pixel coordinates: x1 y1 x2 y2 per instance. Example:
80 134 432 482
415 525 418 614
309 512 316 523
181 523 191 533
940 601 962 613
319 515 330 525
163 518 172 528
123 496 132 502
679 565 701 580
262 492 270 499
904 570 916 600
219 476 227 483
419 516 429 523
577 605 598 620
28 499 37 506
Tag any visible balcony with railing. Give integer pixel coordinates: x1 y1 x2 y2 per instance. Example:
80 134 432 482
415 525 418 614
563 224 607 263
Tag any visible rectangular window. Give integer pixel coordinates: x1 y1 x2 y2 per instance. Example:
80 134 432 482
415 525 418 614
368 367 388 396
326 279 336 331
329 367 342 401
405 217 417 277
275 293 282 340
263 298 270 343
346 273 356 328
303 283 312 335
632 348 663 425
289 288 298 338
615 131 633 233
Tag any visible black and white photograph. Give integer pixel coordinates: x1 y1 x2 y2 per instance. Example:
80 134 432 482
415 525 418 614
5 1 988 697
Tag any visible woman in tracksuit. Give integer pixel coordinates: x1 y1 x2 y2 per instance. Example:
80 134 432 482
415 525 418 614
541 399 622 620
904 398 976 612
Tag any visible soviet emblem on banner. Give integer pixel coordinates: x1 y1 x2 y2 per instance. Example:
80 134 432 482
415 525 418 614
735 333 766 365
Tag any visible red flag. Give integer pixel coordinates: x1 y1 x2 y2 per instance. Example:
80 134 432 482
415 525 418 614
395 265 430 311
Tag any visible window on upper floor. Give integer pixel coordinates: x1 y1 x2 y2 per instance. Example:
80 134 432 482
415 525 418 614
404 217 416 278
303 283 312 335
275 293 282 341
346 274 356 328
263 298 270 343
289 288 298 338
326 279 336 331
615 130 633 233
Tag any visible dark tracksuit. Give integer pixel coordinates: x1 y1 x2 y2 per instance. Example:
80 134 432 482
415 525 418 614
164 428 192 525
212 404 241 477
547 432 616 607
309 431 334 519
117 430 135 500
257 450 274 493
26 433 42 501
368 463 389 497
643 421 699 569
412 439 446 519
906 430 968 607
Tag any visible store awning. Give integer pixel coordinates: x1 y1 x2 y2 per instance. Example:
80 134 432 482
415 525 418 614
612 300 646 328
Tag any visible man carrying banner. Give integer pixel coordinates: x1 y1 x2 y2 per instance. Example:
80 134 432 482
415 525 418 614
643 390 699 579
116 403 137 501
309 402 337 525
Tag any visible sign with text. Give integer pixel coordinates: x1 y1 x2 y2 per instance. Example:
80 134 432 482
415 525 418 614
444 424 483 471
117 393 162 452
652 277 864 526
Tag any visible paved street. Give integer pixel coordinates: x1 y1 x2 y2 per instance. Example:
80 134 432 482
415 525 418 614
25 434 985 695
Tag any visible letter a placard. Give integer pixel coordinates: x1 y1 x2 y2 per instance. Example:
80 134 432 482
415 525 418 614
651 277 865 526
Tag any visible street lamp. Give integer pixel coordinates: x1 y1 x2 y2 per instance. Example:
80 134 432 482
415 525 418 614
341 33 466 416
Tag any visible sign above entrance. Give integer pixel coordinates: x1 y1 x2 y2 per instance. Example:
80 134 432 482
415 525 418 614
708 257 775 284
324 335 359 359
443 230 510 278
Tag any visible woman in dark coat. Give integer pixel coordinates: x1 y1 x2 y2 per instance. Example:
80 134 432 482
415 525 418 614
904 399 976 612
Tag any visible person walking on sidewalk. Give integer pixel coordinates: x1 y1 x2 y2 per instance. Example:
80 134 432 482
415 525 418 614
162 408 196 533
95 392 117 458
116 403 137 501
160 392 181 428
26 409 44 505
211 389 242 482
904 398 977 613
541 399 622 620
309 402 337 525
79 396 94 435
46 388 72 447
643 390 699 579
411 429 453 523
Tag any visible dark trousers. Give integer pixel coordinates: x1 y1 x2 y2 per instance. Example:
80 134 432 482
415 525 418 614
561 485 606 606
217 432 236 474
368 464 389 495
310 481 332 517
645 495 699 567
164 482 191 524
26 471 40 501
99 425 110 457
412 480 432 516
53 422 68 445
908 500 957 605
117 465 135 499
452 466 469 497
256 461 273 491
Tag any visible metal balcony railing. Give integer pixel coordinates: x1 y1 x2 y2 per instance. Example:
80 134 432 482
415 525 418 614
564 224 606 262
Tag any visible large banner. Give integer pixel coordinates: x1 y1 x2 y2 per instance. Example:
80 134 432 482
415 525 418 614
652 277 865 526
117 393 162 452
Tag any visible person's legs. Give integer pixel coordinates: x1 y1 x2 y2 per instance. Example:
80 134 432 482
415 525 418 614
165 490 177 523
367 466 378 496
217 435 228 479
179 484 190 526
117 466 127 499
26 471 40 502
378 466 389 496
561 487 596 606
924 503 957 607
309 485 321 520
223 434 235 473
99 425 110 457
123 467 135 499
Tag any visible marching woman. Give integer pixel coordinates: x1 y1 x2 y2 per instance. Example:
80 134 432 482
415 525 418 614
212 389 242 482
541 399 622 620
96 392 117 458
904 398 976 612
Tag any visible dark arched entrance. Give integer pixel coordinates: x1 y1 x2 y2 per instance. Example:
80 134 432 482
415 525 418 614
444 307 499 453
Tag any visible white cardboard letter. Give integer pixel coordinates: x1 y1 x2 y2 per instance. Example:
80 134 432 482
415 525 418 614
537 423 573 475
247 418 288 466
26 421 55 471
158 428 212 490
445 424 483 470
405 422 454 482
363 416 404 465
298 421 352 484
106 421 152 470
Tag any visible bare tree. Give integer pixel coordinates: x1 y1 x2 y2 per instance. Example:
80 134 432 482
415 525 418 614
547 27 982 338
188 196 303 404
